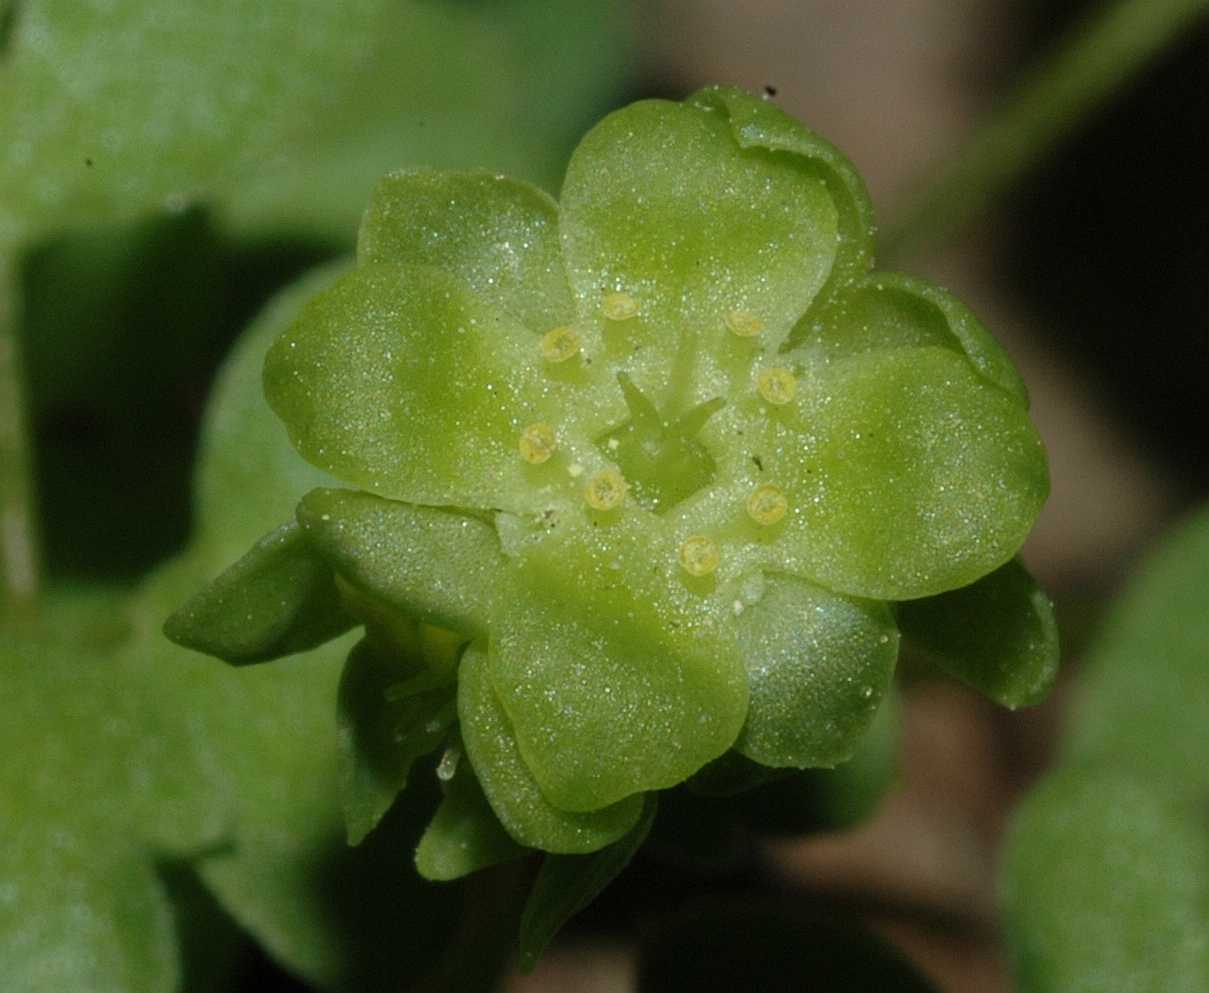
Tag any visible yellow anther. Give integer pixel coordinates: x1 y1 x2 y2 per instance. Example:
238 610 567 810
726 310 764 338
602 291 639 321
519 422 556 464
746 484 788 526
756 367 797 405
679 535 721 577
584 467 626 510
540 326 580 363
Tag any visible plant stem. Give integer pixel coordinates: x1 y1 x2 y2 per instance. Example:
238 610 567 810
881 0 1209 261
0 249 39 613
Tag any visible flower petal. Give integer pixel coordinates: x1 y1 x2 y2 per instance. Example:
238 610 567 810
559 96 838 408
487 511 749 811
733 573 898 768
265 263 576 512
358 169 573 332
743 346 1047 599
458 642 643 853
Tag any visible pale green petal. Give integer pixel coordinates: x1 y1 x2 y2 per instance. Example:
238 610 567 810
689 84 874 291
734 573 898 768
458 643 643 854
488 511 749 811
559 96 838 410
751 346 1047 599
358 170 572 331
264 262 570 512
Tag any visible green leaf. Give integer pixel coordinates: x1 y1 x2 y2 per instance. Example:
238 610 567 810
732 572 898 768
264 262 575 513
297 487 504 638
337 635 456 846
1002 767 1209 993
755 345 1048 600
518 794 658 972
358 170 572 330
458 642 644 853
1064 506 1209 787
164 521 354 665
898 557 1059 708
0 590 228 993
559 94 839 401
415 752 528 882
488 511 749 811
0 0 394 245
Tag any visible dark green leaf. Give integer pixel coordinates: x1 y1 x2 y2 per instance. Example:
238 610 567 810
518 794 658 972
898 557 1059 708
164 521 354 665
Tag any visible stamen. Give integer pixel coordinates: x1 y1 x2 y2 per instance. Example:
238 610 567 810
679 535 720 577
540 326 580 363
584 467 626 510
746 484 788 526
519 422 556 464
726 310 764 337
756 367 797 405
602 291 639 321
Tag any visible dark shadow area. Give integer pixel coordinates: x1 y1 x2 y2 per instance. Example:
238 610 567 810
1005 3 1209 487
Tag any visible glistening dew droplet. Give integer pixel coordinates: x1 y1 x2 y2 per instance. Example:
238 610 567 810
679 535 721 577
519 422 557 464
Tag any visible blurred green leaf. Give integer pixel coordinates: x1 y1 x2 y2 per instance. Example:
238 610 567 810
0 589 229 993
0 0 632 248
1003 768 1209 993
898 557 1059 708
1064 506 1209 784
1002 505 1209 993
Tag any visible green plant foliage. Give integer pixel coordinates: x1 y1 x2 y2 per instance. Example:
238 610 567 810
0 0 631 248
0 591 227 993
1002 506 1209 992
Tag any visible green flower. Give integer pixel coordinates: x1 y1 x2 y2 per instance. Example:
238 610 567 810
170 86 1054 863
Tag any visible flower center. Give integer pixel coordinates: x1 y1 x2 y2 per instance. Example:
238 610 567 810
595 373 723 515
